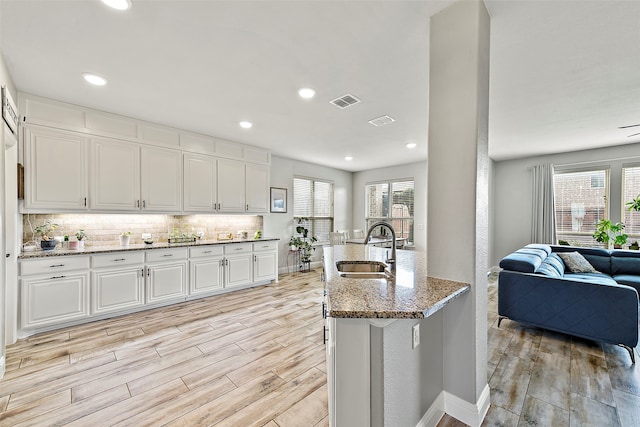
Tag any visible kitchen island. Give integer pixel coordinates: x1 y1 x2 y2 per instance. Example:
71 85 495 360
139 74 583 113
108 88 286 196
323 245 470 427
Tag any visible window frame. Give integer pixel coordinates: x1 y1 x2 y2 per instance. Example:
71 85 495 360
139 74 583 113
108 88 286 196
365 178 415 246
293 176 334 244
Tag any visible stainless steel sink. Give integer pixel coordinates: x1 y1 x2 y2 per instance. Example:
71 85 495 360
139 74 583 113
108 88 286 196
336 261 387 273
336 261 393 280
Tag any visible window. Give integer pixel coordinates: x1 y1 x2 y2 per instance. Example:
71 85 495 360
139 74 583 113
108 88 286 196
365 179 414 245
554 169 609 246
293 177 334 243
623 165 640 238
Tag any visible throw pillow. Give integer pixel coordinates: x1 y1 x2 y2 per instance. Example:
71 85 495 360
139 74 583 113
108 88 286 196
557 252 599 274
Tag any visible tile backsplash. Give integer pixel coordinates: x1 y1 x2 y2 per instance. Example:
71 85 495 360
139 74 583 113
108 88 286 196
22 214 263 247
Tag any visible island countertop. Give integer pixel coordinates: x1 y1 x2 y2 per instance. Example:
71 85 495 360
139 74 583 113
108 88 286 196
323 245 470 319
19 238 280 259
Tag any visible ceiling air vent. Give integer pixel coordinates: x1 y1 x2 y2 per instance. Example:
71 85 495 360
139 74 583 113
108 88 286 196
330 93 361 109
368 115 395 127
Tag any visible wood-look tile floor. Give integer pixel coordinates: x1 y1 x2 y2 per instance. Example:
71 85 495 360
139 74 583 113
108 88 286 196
1 271 329 427
4 270 640 427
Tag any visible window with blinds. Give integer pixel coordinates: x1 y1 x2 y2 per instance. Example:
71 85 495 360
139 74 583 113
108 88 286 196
623 165 640 237
553 169 609 246
293 177 334 243
365 179 414 245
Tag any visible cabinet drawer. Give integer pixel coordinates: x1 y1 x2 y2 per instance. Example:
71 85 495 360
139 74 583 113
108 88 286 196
146 248 188 263
224 243 253 255
92 251 145 268
253 241 277 251
20 256 90 276
189 245 224 258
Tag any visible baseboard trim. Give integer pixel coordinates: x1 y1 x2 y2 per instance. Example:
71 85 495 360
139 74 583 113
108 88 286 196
0 355 5 379
416 391 445 427
443 384 491 427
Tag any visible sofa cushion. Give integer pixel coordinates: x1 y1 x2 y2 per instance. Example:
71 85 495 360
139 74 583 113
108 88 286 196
612 275 640 294
611 251 640 276
535 253 565 277
557 252 600 274
500 248 547 273
551 246 612 274
524 243 552 255
563 272 618 286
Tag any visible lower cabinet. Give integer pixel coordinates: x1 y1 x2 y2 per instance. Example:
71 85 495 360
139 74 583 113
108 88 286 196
21 272 90 329
253 241 278 282
91 252 145 315
225 243 253 288
189 246 224 296
146 248 188 304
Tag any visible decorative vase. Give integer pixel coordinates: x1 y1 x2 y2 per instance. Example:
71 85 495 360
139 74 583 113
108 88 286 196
78 240 85 249
40 240 57 251
68 241 79 250
119 235 131 247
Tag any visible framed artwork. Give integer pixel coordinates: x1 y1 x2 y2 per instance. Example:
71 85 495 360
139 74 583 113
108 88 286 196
270 187 287 213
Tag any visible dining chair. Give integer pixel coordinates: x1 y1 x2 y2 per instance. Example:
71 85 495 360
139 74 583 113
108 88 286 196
336 229 350 239
329 232 346 245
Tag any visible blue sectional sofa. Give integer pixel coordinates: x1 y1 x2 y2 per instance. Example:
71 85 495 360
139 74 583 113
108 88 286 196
498 244 639 363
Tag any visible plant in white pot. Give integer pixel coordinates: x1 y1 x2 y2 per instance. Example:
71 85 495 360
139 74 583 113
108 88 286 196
120 231 132 246
34 221 59 251
69 229 88 250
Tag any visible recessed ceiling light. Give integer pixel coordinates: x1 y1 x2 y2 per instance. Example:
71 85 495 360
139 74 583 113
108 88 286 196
406 143 417 149
82 73 107 86
298 88 315 99
239 121 253 129
344 156 353 161
101 0 132 10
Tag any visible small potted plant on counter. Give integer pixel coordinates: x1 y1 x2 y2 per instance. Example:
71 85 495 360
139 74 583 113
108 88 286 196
35 221 59 251
69 229 88 250
630 241 639 250
120 231 132 247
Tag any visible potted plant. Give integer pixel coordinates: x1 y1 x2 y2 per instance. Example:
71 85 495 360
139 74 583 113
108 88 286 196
34 221 59 251
626 194 640 212
120 231 132 247
292 218 317 272
593 219 627 249
69 229 88 250
630 241 639 250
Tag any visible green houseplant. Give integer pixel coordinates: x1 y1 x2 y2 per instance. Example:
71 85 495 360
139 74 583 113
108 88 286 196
630 241 639 250
34 221 59 251
593 219 628 249
626 194 640 212
291 217 317 272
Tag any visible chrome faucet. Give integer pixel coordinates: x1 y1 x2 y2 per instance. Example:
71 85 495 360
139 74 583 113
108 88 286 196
364 222 396 271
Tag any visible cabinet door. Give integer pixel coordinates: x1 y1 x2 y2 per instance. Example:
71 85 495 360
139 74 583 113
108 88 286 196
245 163 269 213
91 137 140 211
147 262 187 304
24 126 88 210
92 267 144 315
21 272 90 329
141 147 182 212
254 251 277 282
225 254 253 288
183 153 216 212
189 257 224 296
217 159 245 213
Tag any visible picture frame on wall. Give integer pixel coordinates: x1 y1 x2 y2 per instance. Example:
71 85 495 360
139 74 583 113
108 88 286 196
270 187 287 213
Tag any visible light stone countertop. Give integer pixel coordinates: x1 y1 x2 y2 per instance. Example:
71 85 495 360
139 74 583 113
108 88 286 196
18 238 280 259
323 245 470 319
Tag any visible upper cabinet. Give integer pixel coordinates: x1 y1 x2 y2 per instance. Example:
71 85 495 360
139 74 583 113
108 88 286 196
19 94 270 215
23 126 88 211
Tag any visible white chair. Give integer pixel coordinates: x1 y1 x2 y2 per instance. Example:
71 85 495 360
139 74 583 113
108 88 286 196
352 229 364 239
329 232 346 245
337 229 350 239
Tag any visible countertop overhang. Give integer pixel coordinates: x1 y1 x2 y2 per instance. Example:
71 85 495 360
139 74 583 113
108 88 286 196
324 245 470 319
19 238 280 259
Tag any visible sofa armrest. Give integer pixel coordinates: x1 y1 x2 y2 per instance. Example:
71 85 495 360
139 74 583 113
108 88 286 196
498 270 639 348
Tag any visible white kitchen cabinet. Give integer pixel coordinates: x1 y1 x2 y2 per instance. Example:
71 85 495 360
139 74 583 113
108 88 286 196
23 126 88 211
20 255 91 330
91 252 145 315
224 243 253 288
141 146 182 212
217 159 246 212
253 241 278 282
189 246 224 296
245 163 269 213
90 137 140 211
146 248 187 304
183 153 217 212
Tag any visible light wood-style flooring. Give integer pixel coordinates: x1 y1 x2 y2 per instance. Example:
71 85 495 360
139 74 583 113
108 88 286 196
1 271 328 426
3 270 640 426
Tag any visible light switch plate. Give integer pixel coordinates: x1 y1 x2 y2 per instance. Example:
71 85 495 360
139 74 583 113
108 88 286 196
141 233 151 239
412 324 420 349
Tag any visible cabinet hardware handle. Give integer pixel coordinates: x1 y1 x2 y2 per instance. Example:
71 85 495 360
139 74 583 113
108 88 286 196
147 268 150 277
235 248 242 251
246 204 249 211
218 203 221 210
162 254 173 257
143 200 146 208
5 253 10 258
254 255 257 262
203 250 212 254
50 275 66 279
49 264 65 268
141 268 144 276
84 197 87 206
136 200 140 208
113 258 126 262
323 326 329 345
322 302 326 318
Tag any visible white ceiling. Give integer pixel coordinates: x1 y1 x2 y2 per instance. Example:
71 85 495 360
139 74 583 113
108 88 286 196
1 1 639 172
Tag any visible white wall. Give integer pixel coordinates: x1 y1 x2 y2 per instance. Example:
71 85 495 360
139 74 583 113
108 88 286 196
263 155 352 273
492 141 640 266
352 161 427 251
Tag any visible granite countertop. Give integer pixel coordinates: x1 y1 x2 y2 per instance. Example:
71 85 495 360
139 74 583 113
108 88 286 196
323 245 470 319
19 238 280 259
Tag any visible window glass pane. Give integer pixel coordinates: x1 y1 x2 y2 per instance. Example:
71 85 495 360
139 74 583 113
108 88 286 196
366 183 389 218
554 169 608 246
314 181 332 217
293 177 334 243
623 166 640 237
293 178 312 217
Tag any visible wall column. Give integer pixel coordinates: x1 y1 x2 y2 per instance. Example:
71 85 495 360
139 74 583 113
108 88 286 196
427 0 490 424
